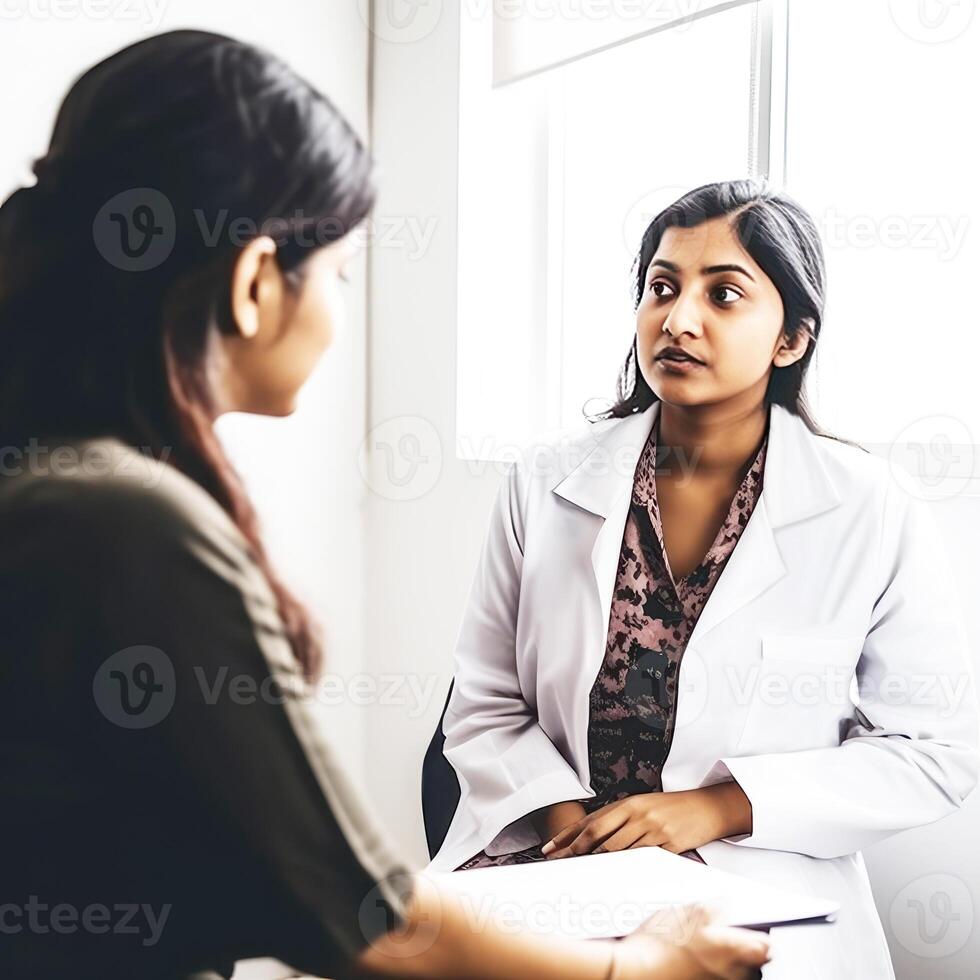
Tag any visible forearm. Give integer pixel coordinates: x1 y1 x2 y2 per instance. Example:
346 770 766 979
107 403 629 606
349 881 616 980
708 741 975 858
703 780 752 841
350 877 772 980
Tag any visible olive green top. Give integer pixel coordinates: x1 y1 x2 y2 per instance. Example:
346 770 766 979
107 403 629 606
0 437 411 980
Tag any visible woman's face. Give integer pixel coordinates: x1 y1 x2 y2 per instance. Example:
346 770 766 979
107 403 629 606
222 231 358 416
635 215 808 408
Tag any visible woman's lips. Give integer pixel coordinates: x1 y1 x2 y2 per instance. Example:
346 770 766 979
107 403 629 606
655 356 705 373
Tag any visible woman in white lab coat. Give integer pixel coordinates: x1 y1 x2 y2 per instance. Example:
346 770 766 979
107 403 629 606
430 180 979 979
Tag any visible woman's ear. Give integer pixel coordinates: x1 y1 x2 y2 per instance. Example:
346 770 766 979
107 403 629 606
774 317 814 369
230 235 281 341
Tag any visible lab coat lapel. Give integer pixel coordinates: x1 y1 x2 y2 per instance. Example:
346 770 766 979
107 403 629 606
551 403 660 632
551 401 844 652
688 402 844 647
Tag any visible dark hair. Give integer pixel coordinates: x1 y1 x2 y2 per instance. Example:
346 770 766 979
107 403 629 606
0 29 378 679
598 178 860 447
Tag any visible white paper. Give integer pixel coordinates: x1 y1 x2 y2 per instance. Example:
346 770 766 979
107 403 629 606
428 848 839 941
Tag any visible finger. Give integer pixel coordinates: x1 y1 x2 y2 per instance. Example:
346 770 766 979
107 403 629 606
545 811 625 859
542 815 592 854
547 825 619 861
706 925 771 966
692 924 771 977
566 811 630 857
597 826 665 855
545 831 599 861
544 805 617 852
593 823 650 854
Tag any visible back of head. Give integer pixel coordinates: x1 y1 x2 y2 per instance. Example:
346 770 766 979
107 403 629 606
0 29 373 447
0 29 376 676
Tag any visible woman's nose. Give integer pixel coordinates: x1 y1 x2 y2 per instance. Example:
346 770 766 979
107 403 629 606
662 293 704 337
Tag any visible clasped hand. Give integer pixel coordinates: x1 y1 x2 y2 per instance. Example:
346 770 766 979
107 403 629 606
541 783 752 861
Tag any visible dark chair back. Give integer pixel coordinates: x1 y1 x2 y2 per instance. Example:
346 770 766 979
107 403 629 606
421 679 461 860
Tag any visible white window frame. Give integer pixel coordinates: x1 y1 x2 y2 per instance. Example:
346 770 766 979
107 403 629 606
456 0 790 461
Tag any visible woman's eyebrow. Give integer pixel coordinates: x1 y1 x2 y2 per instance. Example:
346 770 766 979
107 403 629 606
649 258 756 282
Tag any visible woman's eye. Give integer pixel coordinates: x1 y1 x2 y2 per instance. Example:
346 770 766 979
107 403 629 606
714 286 741 305
649 280 675 299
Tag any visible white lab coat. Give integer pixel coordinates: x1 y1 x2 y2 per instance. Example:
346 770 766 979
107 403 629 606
428 400 979 979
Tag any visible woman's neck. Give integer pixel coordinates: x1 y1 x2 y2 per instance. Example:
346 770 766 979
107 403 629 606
657 399 769 482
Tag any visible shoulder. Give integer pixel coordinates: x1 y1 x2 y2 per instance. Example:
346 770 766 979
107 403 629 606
808 427 901 508
0 438 252 572
805 425 933 556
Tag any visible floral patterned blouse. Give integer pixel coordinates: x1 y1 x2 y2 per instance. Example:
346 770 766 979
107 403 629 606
456 410 769 871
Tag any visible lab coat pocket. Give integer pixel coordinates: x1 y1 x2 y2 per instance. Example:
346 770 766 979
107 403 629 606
733 633 865 755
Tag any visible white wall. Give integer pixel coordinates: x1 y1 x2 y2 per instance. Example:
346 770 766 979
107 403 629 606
362 0 498 867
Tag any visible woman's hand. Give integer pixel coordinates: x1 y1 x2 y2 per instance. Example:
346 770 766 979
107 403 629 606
616 904 770 980
541 784 752 860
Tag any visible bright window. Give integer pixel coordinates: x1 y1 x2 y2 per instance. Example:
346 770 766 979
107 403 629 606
456 0 787 459
783 0 980 498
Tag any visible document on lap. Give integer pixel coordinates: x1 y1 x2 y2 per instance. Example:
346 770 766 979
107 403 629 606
428 848 838 940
